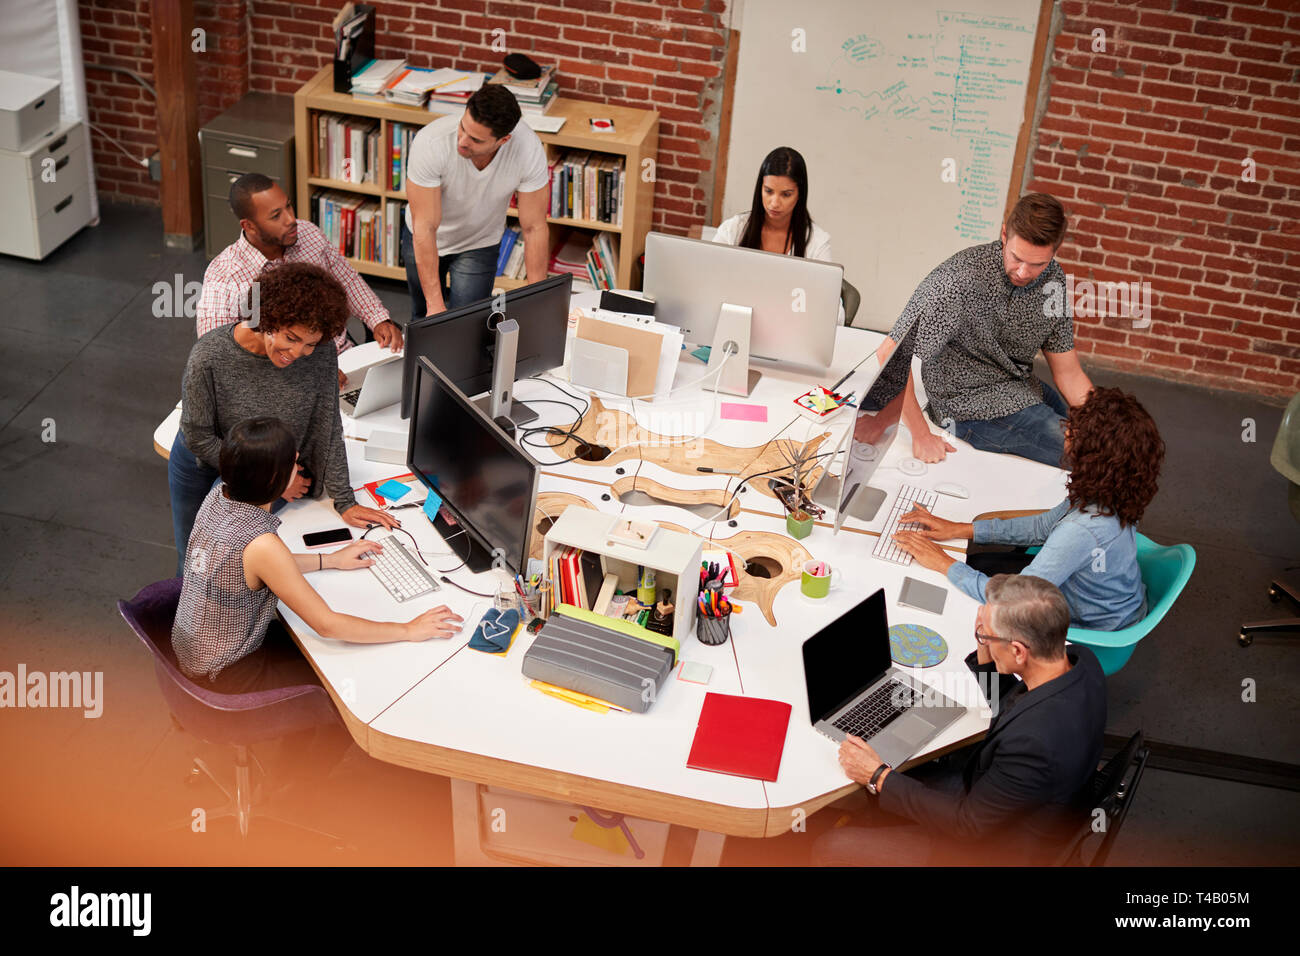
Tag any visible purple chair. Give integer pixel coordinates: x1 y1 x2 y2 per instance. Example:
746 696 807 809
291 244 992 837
117 577 347 844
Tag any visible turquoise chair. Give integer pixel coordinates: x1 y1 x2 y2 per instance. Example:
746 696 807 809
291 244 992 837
1065 533 1196 675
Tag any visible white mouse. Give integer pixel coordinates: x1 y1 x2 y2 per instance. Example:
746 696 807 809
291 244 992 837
934 482 970 499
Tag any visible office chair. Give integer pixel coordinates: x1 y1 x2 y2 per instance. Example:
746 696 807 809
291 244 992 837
117 578 349 846
1062 534 1196 675
841 279 862 326
1241 391 1300 646
1055 730 1149 867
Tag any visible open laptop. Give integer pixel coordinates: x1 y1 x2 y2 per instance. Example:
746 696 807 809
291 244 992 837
339 345 404 418
803 588 966 767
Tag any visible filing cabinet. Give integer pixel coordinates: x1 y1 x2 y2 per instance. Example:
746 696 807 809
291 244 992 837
0 120 93 260
200 92 295 259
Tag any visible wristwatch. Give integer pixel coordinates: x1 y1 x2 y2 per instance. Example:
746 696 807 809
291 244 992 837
867 763 891 795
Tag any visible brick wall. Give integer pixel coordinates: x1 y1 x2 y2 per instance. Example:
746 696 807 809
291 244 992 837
1027 0 1300 400
80 0 249 204
247 0 731 234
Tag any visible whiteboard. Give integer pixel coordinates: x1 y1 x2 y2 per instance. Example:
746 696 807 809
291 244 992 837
724 0 1042 331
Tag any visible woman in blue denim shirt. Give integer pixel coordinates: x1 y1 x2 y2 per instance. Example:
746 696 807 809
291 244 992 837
893 387 1165 630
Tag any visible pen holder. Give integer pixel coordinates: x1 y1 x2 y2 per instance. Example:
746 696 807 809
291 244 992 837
696 611 731 646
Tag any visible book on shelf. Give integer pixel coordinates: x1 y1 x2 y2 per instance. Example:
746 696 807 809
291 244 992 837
385 200 407 269
428 70 486 105
389 122 418 191
314 114 381 184
311 190 386 265
496 225 521 277
549 228 619 290
548 150 625 225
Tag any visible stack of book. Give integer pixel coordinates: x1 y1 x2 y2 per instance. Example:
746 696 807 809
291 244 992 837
383 66 442 107
314 114 381 184
350 59 405 101
310 190 384 264
427 68 486 108
584 233 619 291
487 64 559 116
550 151 624 225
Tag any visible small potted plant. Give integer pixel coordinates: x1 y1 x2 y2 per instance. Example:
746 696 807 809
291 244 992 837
778 440 821 539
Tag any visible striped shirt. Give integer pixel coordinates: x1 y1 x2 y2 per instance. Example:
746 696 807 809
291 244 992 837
195 220 391 353
173 484 283 682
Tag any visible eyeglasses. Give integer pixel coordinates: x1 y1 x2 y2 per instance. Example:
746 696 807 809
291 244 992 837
974 627 1017 647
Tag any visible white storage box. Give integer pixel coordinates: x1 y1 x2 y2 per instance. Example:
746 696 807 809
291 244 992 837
0 70 60 151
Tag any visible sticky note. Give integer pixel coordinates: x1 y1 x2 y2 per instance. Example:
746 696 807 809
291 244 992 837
678 661 713 684
376 479 411 501
720 402 767 423
422 488 444 523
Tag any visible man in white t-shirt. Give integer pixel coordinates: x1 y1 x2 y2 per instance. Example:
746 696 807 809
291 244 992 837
401 85 551 316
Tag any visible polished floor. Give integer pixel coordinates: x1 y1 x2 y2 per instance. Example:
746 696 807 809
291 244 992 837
0 204 1296 866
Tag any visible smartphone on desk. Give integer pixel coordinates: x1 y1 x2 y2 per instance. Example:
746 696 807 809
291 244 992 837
303 527 353 549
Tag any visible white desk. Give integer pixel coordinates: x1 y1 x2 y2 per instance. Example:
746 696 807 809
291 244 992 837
153 323 1067 859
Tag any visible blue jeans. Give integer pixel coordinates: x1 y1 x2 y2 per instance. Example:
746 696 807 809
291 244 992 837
950 380 1070 468
168 430 286 575
400 219 499 318
168 430 220 577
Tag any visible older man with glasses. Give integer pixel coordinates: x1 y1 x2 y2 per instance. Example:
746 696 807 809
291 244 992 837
814 574 1107 866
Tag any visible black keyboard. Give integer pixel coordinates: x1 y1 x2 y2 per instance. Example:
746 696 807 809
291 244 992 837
832 679 916 739
341 388 362 409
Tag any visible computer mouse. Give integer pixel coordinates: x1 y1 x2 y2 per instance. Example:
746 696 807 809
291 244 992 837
934 482 970 499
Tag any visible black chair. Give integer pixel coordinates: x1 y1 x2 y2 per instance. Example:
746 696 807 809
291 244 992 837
117 577 348 846
841 278 862 326
1055 731 1149 866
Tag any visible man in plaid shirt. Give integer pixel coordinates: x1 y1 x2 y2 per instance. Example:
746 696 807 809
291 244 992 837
197 173 403 384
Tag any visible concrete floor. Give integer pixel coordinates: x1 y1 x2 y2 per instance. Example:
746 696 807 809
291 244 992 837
0 203 1296 866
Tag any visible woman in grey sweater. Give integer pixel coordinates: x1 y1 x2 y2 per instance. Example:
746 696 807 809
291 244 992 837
168 263 395 573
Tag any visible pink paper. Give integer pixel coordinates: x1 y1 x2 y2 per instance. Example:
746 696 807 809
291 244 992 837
721 402 768 423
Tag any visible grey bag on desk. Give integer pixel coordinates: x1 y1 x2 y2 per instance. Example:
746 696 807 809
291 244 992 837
522 611 676 714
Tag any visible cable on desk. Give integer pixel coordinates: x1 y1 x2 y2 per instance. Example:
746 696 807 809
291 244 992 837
689 451 837 532
436 528 473 574
603 347 736 464
515 376 591 464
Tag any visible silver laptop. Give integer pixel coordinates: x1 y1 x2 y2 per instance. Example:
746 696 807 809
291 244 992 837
340 354 403 418
803 588 966 767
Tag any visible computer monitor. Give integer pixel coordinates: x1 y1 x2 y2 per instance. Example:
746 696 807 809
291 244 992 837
643 232 843 373
407 355 539 576
400 273 573 424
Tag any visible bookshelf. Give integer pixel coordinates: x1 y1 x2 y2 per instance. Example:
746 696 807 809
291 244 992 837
292 66 659 291
543 508 702 645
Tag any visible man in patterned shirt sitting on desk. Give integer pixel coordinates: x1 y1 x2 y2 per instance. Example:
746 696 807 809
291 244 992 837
859 193 1094 468
196 173 404 386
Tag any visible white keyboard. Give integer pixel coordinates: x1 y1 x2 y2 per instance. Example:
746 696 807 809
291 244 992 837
872 484 941 565
362 535 440 602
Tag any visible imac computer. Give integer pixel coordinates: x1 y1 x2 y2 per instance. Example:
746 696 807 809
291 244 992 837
400 273 573 429
407 355 539 576
643 232 843 395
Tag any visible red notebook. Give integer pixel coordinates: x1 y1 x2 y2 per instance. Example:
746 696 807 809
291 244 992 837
686 692 792 782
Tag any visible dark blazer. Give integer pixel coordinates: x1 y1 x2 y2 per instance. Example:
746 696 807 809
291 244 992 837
878 644 1107 864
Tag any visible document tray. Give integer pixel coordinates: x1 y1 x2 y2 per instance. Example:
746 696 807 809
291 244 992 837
522 607 677 714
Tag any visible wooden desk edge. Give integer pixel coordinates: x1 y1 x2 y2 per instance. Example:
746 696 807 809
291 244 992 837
364 724 772 838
